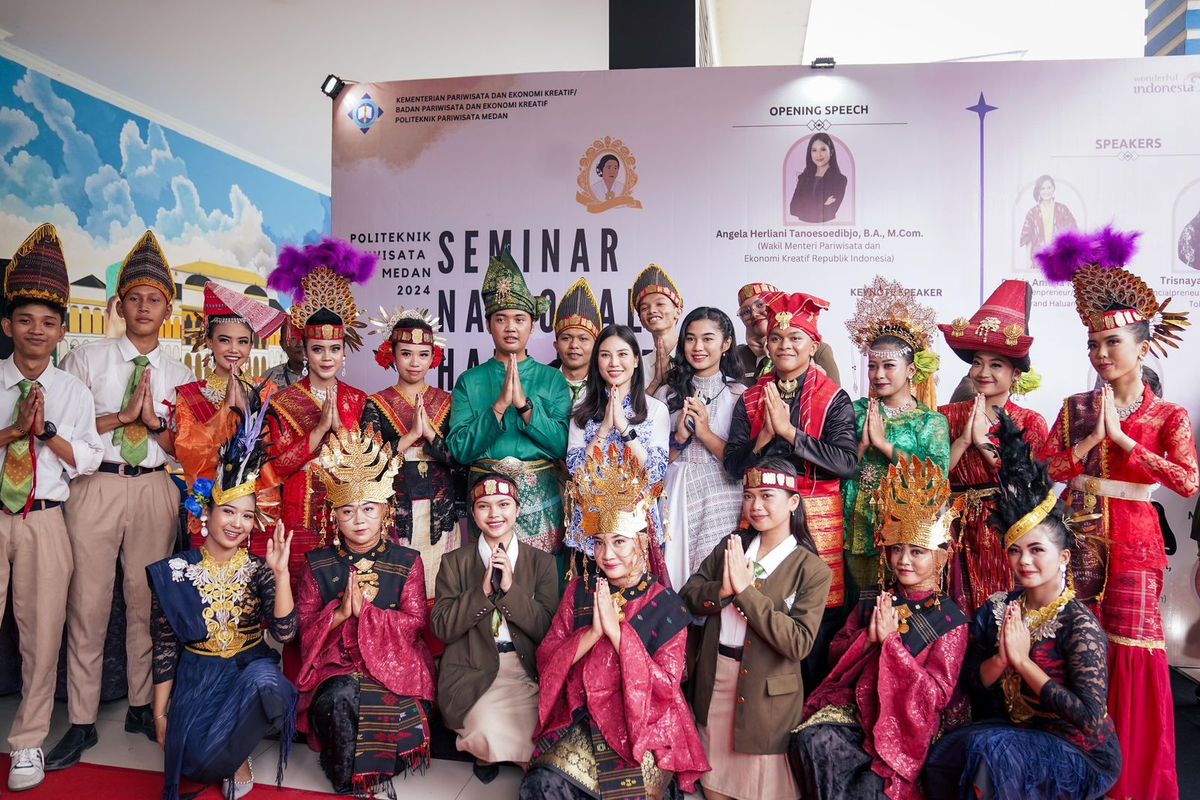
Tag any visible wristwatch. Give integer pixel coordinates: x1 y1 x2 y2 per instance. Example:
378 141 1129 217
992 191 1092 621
36 422 57 442
620 427 638 442
515 400 534 415
146 415 169 435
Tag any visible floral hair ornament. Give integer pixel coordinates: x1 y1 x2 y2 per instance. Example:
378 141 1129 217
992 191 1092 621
367 306 446 370
184 478 215 519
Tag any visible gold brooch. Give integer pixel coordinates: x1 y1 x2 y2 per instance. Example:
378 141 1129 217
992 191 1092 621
975 317 1001 342
949 317 969 337
1003 323 1024 347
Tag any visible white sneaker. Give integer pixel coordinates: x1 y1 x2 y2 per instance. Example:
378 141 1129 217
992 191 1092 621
8 747 45 791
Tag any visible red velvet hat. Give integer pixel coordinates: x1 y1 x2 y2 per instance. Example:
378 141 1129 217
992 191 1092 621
939 280 1033 362
202 281 287 339
764 291 829 342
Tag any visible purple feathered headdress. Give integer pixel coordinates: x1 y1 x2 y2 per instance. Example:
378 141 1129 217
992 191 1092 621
1034 226 1141 284
268 237 377 302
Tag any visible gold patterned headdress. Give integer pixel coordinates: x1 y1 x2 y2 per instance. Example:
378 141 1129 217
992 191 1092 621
267 238 376 350
567 444 662 542
1036 226 1188 357
312 426 401 508
846 275 941 406
872 456 956 553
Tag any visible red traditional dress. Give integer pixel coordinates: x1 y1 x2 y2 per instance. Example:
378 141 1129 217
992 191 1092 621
1039 386 1197 799
791 586 968 800
940 400 1048 616
295 541 435 795
262 377 366 571
524 577 709 798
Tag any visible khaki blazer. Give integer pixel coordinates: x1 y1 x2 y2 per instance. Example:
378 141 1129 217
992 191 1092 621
431 541 560 729
681 535 832 754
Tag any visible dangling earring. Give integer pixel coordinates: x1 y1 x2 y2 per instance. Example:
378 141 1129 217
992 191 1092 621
301 360 309 377
200 513 209 538
339 363 346 378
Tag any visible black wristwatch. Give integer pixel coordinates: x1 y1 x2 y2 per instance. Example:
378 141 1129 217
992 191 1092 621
515 400 534 415
146 415 168 435
620 426 638 442
36 421 57 442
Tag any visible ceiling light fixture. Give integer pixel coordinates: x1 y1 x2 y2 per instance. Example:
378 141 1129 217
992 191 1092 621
810 57 836 70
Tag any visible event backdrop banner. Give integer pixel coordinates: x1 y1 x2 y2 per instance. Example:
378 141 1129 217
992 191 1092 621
332 56 1200 663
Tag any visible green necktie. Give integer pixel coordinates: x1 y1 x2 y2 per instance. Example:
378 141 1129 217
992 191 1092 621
1 380 37 513
112 355 150 466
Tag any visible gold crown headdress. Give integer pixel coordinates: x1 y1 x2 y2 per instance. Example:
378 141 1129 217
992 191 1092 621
567 444 662 541
846 275 938 356
871 456 956 553
368 306 447 347
312 426 401 508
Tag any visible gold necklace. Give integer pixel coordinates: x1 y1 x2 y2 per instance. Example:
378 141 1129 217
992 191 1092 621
201 373 230 404
1020 585 1075 637
776 377 799 401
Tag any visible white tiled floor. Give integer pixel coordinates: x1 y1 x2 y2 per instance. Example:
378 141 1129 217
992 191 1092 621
0 695 523 798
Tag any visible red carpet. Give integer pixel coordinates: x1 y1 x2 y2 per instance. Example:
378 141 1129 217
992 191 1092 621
0 755 335 799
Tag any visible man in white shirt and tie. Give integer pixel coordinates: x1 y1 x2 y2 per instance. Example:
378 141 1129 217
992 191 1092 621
0 224 105 790
45 230 195 772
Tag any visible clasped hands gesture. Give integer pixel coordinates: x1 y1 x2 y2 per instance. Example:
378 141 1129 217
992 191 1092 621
493 353 529 420
598 382 631 439
333 566 368 628
753 382 796 452
858 397 893 457
398 392 438 451
865 591 901 644
993 601 1032 672
719 534 758 599
674 391 712 443
1090 384 1135 451
481 541 514 596
956 393 995 449
15 383 47 437
117 369 165 430
582 577 623 651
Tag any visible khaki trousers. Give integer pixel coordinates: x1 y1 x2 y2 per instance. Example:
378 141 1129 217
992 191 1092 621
0 506 73 749
63 470 178 723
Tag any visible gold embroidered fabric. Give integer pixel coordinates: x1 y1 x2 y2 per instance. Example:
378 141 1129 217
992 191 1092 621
176 548 256 657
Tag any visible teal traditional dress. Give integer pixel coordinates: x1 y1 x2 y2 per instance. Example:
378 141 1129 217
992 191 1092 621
447 356 572 553
841 398 950 607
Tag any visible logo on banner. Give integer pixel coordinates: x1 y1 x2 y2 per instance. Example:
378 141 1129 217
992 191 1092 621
349 94 382 134
576 137 643 213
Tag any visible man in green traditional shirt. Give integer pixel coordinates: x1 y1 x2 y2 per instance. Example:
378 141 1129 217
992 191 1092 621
448 249 572 553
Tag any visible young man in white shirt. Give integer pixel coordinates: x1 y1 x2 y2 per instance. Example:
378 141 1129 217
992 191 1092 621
45 230 195 772
0 224 105 790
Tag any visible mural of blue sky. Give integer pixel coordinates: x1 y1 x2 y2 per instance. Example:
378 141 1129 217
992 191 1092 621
0 55 330 284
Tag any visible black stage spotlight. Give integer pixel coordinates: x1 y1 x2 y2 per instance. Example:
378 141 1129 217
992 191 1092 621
810 57 836 70
321 74 346 98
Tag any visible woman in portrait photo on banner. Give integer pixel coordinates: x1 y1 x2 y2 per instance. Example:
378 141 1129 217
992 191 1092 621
655 307 747 588
148 387 297 800
520 455 709 800
565 324 670 579
590 154 624 202
924 411 1121 800
1033 227 1196 800
362 308 461 614
1018 174 1078 270
681 459 831 800
842 276 950 611
294 427 436 798
790 456 968 800
788 132 849 224
937 280 1049 617
261 239 374 580
175 281 287 546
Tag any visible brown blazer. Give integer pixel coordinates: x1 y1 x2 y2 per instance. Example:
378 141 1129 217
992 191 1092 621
681 534 832 754
431 540 560 729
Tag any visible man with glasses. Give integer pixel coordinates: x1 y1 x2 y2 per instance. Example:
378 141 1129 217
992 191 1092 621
735 283 840 387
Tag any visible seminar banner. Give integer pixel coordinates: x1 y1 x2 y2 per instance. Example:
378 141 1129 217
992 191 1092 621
332 57 1200 662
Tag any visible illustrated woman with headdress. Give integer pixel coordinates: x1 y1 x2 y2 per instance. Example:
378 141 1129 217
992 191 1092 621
362 308 460 605
148 388 297 800
842 276 950 611
924 411 1121 800
789 133 848 224
681 458 831 800
723 291 859 682
294 428 435 797
937 280 1048 616
175 281 286 545
262 239 375 579
1034 227 1196 800
520 451 709 800
790 456 968 800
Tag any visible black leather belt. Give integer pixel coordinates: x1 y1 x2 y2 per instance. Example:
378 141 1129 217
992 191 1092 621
99 462 166 477
1 499 62 515
496 641 517 653
718 644 744 661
